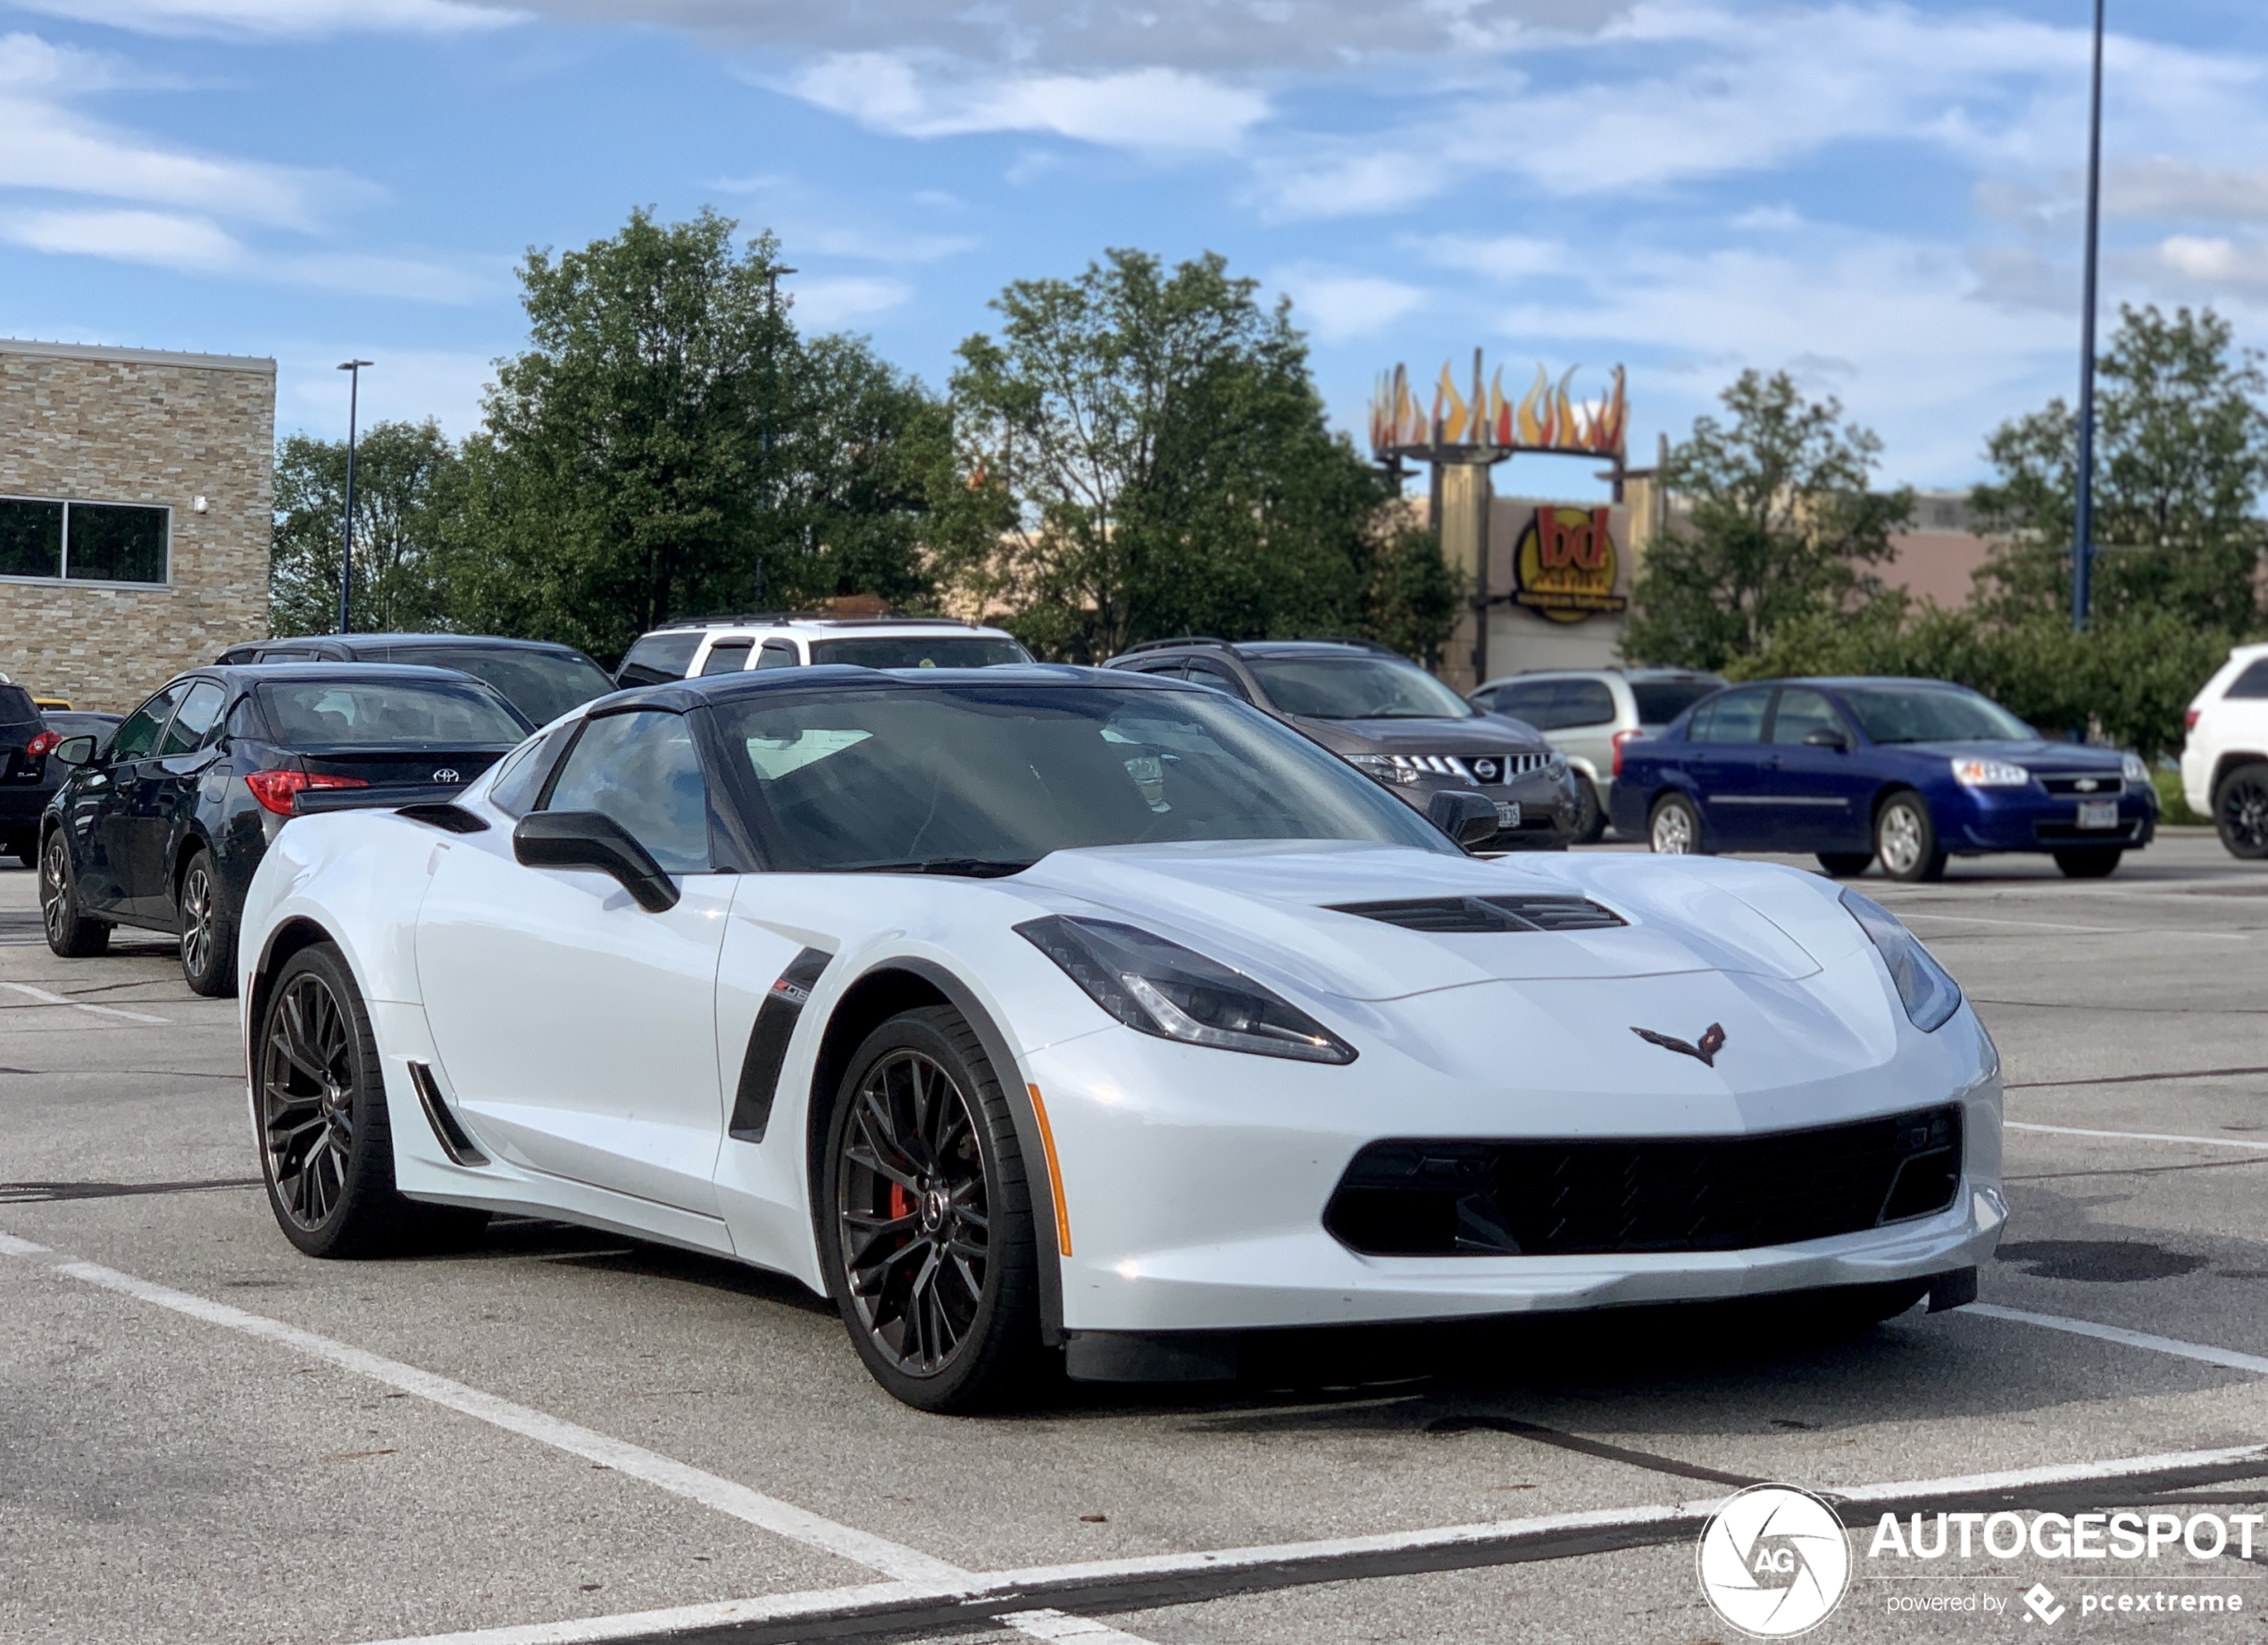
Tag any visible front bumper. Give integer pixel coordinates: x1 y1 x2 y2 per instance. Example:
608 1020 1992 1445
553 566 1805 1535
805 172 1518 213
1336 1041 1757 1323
1940 785 2158 853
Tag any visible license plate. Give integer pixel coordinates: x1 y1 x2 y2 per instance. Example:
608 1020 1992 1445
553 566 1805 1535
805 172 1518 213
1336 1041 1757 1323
1496 802 1522 829
2076 799 2117 830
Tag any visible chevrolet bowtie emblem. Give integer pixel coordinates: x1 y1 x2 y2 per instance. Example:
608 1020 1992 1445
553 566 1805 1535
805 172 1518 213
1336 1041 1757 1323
1631 1022 1727 1067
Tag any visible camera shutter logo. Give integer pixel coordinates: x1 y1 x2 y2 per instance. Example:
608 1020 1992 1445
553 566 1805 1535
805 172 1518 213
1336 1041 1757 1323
1696 1484 1851 1637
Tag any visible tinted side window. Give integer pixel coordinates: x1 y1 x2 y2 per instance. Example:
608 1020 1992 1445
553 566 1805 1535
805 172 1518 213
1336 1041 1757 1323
159 681 228 754
1768 689 1845 745
487 722 576 818
2229 660 2268 699
1183 662 1251 701
755 639 799 670
1488 682 1558 725
1688 689 1769 744
700 639 754 677
541 711 711 873
0 684 38 726
111 683 188 759
1560 680 1616 727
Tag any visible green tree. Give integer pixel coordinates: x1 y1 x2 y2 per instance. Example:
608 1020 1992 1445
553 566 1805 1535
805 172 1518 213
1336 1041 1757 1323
1972 305 2268 631
271 419 460 636
943 248 1398 661
1362 521 1463 666
1625 371 1912 671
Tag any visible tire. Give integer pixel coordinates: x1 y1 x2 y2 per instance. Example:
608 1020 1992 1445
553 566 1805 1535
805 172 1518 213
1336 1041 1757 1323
39 830 110 957
7 833 35 867
2214 761 2268 860
177 847 238 998
1647 792 1704 856
1570 774 1606 845
2054 847 2123 879
1816 852 1873 877
1872 790 1946 882
820 1005 1045 1412
255 943 488 1258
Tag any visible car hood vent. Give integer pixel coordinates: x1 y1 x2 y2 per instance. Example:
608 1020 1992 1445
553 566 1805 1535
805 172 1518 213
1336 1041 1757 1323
1328 894 1627 934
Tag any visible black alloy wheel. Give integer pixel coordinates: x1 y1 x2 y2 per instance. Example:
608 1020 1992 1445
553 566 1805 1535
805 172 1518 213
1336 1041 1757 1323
823 1006 1042 1411
2216 762 2268 860
2053 847 2124 880
39 831 110 957
178 848 238 998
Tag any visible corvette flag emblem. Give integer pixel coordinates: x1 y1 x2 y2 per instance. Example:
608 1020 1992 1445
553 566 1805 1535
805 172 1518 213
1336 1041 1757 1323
1631 1022 1727 1066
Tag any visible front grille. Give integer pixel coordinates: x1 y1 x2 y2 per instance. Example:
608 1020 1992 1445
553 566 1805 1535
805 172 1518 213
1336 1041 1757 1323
1371 751 1555 784
1329 895 1626 934
1324 1106 1963 1257
2037 773 2126 797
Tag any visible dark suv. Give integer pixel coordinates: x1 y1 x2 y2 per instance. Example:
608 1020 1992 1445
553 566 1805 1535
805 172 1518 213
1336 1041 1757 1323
0 681 64 864
40 664 531 995
215 634 616 728
1104 639 1579 848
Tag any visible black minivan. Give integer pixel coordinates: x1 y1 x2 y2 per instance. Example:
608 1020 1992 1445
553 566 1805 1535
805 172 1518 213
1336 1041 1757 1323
40 664 531 995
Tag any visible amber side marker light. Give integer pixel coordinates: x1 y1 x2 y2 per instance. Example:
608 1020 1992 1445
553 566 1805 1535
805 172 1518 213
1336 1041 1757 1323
1026 1083 1072 1257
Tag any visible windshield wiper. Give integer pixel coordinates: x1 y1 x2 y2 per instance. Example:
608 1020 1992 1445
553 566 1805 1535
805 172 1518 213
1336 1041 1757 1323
836 858 1036 878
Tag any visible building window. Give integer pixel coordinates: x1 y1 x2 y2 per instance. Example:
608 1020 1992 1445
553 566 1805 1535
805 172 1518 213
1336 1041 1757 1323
0 497 169 586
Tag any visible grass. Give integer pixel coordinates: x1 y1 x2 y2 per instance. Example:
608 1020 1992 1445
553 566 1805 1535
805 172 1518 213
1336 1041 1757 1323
2153 767 2208 826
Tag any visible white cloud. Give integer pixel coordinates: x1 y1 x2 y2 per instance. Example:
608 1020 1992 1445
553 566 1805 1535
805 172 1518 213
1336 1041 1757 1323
275 252 491 303
790 225 976 264
2106 159 2268 225
14 0 520 38
787 275 912 328
2148 235 2268 294
276 347 496 441
1272 265 1424 341
1412 233 1564 280
3 205 238 268
785 55 1268 153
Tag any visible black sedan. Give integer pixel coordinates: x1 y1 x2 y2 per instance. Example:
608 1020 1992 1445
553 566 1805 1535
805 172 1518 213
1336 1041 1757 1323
39 664 532 994
214 633 617 728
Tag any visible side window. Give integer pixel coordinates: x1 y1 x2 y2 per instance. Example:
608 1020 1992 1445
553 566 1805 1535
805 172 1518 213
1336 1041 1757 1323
1182 661 1251 701
1560 680 1616 728
1769 688 1845 745
699 639 754 677
2229 660 2268 699
755 639 800 670
110 683 189 760
1688 689 1769 744
540 711 711 873
1489 682 1558 727
486 722 576 818
158 681 227 755
255 647 316 664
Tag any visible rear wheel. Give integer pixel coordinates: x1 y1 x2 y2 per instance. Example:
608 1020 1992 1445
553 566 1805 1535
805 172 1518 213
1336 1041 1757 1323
6 833 34 866
1570 774 1605 845
2214 761 2268 859
39 831 110 956
1816 852 1873 877
178 848 238 998
821 1005 1044 1412
2054 847 2123 879
1873 791 1946 882
1647 793 1703 856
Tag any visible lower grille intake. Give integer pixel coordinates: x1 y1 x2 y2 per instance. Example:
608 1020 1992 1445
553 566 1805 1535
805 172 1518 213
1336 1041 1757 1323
1325 1105 1962 1257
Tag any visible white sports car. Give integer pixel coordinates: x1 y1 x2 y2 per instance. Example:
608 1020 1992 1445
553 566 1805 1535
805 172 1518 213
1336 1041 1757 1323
238 665 2006 1410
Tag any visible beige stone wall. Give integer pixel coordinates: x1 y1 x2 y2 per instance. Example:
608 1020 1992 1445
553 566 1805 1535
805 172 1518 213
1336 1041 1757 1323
0 341 274 713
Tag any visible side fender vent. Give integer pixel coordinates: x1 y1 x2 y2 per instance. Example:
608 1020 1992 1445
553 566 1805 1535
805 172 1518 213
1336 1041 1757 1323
729 947 835 1144
407 1061 488 1166
1328 895 1626 934
396 803 489 834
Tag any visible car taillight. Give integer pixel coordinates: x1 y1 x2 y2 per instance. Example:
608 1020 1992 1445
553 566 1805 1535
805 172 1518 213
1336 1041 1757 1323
244 769 368 815
24 731 59 758
2185 707 2201 731
1612 728 1641 778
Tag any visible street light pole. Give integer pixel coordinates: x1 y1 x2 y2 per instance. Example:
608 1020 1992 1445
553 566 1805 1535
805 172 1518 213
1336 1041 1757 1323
337 359 371 634
2071 0 2105 633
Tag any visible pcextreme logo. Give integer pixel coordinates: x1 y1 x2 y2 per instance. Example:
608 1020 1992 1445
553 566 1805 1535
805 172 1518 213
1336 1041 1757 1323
1697 1484 1853 1637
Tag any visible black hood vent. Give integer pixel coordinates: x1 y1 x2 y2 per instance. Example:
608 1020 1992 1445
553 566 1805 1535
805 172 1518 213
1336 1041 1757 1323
1328 894 1626 934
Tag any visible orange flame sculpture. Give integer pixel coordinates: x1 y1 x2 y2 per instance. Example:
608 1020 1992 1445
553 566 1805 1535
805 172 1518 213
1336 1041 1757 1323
1370 354 1626 463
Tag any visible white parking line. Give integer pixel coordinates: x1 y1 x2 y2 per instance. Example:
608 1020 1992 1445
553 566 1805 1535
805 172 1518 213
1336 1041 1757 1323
1 981 171 1023
1969 1304 2268 1377
40 1252 1155 1645
2007 1121 2268 1152
0 1231 49 1255
1895 913 2248 939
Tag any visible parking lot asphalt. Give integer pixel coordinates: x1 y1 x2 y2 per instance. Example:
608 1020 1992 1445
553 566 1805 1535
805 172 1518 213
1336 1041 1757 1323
4 831 2267 1644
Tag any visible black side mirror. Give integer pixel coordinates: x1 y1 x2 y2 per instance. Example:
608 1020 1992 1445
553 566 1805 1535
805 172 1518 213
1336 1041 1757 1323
1426 789 1502 849
52 735 96 768
513 811 680 912
1803 727 1851 752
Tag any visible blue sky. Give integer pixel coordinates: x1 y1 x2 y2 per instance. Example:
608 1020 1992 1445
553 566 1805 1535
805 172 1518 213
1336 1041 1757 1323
4 0 2265 496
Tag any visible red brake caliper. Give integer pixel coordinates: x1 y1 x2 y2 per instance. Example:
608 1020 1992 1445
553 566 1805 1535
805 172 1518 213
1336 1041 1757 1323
889 1182 913 1223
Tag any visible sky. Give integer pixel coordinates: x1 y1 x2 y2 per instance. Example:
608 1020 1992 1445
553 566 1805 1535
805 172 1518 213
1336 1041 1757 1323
4 0 2266 497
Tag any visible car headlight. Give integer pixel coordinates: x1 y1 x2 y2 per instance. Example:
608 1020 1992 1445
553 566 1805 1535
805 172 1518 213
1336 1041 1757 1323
2122 753 2150 783
1840 889 1962 1032
1949 757 2030 788
1016 915 1356 1065
1345 753 1421 786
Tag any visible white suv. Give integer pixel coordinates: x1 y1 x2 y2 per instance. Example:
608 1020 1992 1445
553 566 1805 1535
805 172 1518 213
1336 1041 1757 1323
616 615 1031 685
1468 667 1724 842
2180 640 2268 859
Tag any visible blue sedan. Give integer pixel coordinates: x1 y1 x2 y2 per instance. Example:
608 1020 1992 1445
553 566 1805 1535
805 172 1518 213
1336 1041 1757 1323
1607 676 2158 881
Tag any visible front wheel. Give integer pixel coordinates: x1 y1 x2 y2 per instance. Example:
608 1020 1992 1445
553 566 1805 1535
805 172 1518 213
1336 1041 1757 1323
1816 852 1873 878
2215 761 2268 860
178 848 238 998
1570 774 1606 845
2054 847 2123 879
1873 791 1946 882
39 831 110 957
821 1005 1044 1412
1647 792 1704 856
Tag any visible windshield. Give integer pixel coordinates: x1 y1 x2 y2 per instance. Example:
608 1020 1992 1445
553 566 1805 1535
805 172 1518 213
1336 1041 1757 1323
1632 678 1724 727
255 681 530 747
1245 655 1475 721
714 682 1452 872
387 646 614 725
810 636 1031 669
1839 685 2034 744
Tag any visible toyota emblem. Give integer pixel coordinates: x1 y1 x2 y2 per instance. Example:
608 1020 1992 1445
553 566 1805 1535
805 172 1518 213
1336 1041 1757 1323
432 767 461 784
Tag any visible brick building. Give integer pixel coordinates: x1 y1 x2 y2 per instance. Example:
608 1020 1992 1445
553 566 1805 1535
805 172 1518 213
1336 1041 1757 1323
0 339 274 712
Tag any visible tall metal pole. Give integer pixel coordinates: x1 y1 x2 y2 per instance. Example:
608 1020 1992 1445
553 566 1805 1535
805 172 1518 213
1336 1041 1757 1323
337 360 371 634
2071 0 2105 632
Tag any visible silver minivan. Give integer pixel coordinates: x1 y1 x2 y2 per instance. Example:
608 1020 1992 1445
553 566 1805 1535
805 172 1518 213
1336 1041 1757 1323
1468 667 1726 841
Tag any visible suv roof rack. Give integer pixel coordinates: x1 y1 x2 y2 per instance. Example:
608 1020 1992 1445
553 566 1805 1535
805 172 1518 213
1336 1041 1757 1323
657 612 980 632
1271 634 1401 655
1116 636 1237 656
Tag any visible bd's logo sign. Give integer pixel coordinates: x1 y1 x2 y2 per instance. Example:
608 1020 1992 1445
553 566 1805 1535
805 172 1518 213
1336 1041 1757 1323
1513 505 1630 623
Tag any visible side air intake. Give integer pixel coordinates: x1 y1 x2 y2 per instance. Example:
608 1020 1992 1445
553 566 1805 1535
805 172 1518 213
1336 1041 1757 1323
407 1061 488 1166
1328 895 1626 934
